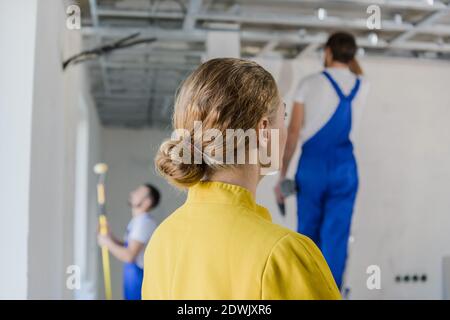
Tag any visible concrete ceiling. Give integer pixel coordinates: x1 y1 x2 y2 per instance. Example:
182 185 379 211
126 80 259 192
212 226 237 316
79 0 450 128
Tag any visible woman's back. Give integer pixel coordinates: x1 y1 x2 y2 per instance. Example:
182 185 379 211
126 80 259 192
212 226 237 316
142 181 341 299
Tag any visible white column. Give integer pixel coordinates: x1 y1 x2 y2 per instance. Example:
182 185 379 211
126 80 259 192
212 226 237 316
0 0 38 299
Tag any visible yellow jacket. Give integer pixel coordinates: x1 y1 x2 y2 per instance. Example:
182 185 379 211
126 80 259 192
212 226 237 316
142 181 341 299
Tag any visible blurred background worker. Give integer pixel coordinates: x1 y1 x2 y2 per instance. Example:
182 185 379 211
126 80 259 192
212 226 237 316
97 184 160 300
275 32 370 289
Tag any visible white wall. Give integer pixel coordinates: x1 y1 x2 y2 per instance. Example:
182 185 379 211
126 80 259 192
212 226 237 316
73 81 102 299
27 0 69 298
345 58 450 299
0 0 101 299
0 0 38 299
27 0 102 299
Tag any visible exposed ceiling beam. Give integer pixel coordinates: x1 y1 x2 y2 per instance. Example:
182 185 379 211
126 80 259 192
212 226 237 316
390 4 450 45
224 0 448 11
95 91 176 99
257 40 279 57
90 9 413 32
83 26 450 53
296 42 321 59
389 40 450 53
89 0 111 95
102 61 197 71
194 12 413 32
96 8 184 19
84 8 450 37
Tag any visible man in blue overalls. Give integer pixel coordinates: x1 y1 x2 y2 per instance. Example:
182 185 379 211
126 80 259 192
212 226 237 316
275 32 369 289
97 184 160 299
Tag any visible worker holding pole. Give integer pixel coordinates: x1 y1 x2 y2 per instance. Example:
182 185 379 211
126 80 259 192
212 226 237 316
93 163 113 300
95 163 160 300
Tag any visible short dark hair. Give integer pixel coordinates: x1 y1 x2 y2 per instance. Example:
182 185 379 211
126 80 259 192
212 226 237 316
144 184 160 209
325 32 357 64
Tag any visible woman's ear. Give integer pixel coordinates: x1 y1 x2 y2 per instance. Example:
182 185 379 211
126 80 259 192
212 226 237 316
258 116 269 130
258 116 270 147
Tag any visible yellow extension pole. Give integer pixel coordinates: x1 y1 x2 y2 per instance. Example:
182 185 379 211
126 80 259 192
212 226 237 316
94 164 113 300
99 214 112 300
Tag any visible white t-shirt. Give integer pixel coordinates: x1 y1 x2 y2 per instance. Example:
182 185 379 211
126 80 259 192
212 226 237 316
294 67 370 144
125 213 157 268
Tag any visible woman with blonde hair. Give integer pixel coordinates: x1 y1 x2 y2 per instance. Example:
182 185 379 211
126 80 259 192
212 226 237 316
142 58 340 299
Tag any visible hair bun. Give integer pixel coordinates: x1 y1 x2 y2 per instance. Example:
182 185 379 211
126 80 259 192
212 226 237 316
155 139 206 188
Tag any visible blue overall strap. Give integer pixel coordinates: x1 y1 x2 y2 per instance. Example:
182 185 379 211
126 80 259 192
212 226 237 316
347 77 361 101
322 71 361 101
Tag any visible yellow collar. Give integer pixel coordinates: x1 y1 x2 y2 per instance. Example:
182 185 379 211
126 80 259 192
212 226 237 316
187 181 272 221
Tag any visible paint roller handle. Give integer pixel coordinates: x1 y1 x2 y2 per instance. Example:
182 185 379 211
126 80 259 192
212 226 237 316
98 214 109 236
100 245 112 300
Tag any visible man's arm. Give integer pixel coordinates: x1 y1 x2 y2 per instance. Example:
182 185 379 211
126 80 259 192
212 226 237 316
97 220 125 246
109 233 125 246
281 101 304 178
98 235 145 264
275 101 304 203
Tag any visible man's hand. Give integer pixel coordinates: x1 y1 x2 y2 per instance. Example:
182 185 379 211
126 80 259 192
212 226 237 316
97 233 113 247
97 220 113 247
97 219 111 235
274 179 285 204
